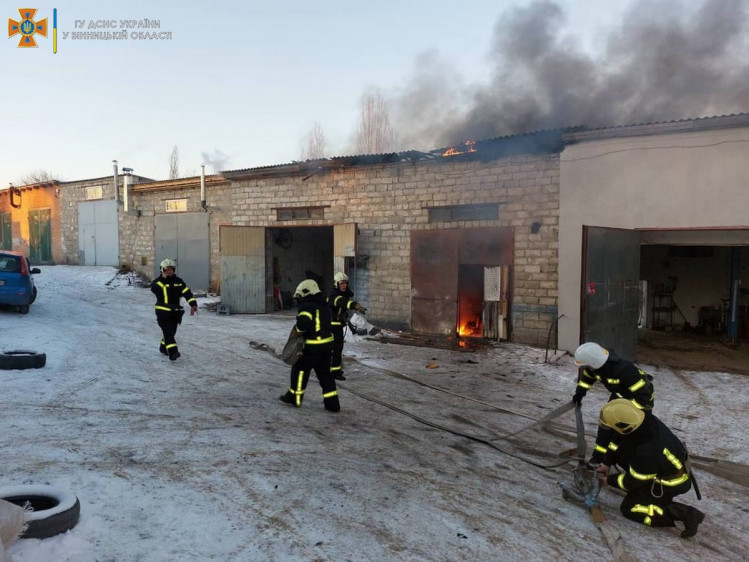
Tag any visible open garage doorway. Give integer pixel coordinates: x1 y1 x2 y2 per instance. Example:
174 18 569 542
268 226 334 310
637 230 749 374
220 224 355 314
580 227 749 372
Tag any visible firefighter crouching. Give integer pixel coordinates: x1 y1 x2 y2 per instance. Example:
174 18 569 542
572 342 655 468
151 258 198 361
596 399 705 538
280 279 340 412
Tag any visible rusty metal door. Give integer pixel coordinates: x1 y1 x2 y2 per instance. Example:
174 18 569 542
220 226 267 313
582 226 640 360
411 230 460 334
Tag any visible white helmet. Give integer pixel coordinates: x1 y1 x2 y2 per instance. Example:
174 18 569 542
334 271 349 286
294 279 320 298
160 258 177 272
574 342 609 369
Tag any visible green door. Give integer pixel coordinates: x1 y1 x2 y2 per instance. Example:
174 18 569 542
29 208 52 263
0 213 10 250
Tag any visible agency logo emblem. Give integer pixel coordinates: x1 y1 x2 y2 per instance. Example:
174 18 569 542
8 8 47 47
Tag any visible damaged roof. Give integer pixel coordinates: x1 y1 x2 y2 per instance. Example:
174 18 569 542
221 128 578 180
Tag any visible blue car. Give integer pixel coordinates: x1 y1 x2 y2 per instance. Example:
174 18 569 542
0 251 40 314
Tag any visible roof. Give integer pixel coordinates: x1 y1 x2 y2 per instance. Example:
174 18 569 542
221 128 574 180
133 175 230 192
563 113 749 143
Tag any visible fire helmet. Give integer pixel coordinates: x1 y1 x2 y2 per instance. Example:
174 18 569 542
160 258 177 272
334 271 349 286
294 279 320 298
574 342 609 369
599 399 645 435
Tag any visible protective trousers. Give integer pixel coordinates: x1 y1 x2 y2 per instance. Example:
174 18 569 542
284 347 339 411
157 315 180 357
619 479 692 528
331 325 345 377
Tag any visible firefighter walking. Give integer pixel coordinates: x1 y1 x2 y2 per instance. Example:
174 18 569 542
280 279 340 412
151 259 198 361
572 342 655 467
327 271 366 381
596 399 705 538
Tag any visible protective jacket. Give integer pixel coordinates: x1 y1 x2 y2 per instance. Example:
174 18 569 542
327 287 361 327
296 293 334 348
151 274 197 319
606 413 691 492
281 292 339 411
575 349 654 410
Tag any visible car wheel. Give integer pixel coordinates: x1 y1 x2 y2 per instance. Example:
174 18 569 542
0 350 46 370
29 286 37 304
0 485 80 539
19 304 29 314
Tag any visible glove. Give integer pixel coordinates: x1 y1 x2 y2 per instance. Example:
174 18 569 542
572 389 586 407
354 303 367 314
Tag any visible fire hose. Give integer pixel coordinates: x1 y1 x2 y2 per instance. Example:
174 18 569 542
557 405 639 562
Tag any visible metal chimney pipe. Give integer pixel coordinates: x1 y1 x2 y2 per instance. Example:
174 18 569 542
123 173 129 212
113 160 119 204
200 164 206 209
122 167 133 212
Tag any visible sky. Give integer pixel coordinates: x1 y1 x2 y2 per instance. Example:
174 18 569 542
0 0 632 184
0 265 747 561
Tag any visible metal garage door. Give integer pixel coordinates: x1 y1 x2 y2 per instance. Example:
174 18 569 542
219 225 267 313
582 226 641 361
78 200 119 266
155 213 210 291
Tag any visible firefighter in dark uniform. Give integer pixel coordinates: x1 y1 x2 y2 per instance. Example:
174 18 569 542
151 259 198 361
596 399 705 538
572 342 655 467
280 279 340 412
327 271 366 381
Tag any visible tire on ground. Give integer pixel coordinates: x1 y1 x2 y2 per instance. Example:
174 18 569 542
0 485 80 539
0 350 46 370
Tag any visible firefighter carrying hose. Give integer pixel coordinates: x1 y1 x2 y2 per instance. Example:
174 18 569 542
151 259 198 361
572 342 655 468
280 279 340 412
596 399 705 538
327 271 366 381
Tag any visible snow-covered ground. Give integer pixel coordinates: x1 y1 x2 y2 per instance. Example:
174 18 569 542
0 266 746 562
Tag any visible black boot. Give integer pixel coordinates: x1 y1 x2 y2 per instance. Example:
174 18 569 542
668 502 705 538
169 350 181 361
324 395 340 412
159 343 167 355
279 392 299 406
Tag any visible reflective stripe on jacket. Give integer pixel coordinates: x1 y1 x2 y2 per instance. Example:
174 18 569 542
151 274 197 315
576 350 654 410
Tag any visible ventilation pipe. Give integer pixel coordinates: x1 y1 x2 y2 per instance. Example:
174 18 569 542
113 160 119 204
122 167 133 212
200 164 207 210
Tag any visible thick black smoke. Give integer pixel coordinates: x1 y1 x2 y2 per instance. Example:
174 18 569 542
394 0 749 149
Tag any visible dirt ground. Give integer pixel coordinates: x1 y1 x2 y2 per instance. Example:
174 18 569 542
636 329 749 376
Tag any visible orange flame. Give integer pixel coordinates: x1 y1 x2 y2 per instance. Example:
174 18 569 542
442 140 477 157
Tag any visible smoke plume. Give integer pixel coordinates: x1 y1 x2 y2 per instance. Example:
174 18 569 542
200 149 230 173
394 0 749 149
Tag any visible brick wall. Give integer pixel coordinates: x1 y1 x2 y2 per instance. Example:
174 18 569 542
121 154 560 346
227 154 560 345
